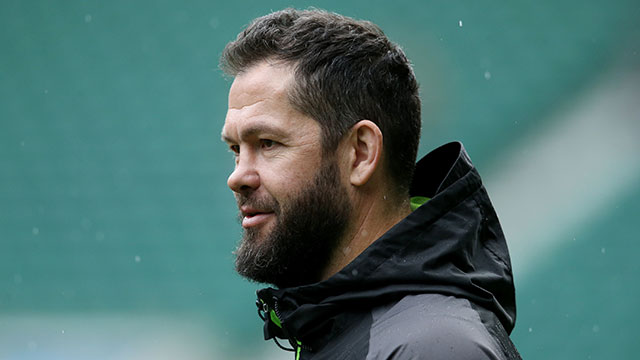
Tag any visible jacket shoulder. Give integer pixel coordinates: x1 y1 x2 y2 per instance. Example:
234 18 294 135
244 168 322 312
365 294 510 360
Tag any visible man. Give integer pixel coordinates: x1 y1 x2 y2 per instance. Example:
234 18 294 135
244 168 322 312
220 8 521 360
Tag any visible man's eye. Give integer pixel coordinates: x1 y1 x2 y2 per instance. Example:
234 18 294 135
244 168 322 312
229 145 240 155
261 139 276 149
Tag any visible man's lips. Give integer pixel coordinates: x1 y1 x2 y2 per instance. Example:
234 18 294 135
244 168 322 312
240 206 275 228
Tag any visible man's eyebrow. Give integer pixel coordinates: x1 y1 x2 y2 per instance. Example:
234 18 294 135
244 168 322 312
221 132 234 143
221 124 288 143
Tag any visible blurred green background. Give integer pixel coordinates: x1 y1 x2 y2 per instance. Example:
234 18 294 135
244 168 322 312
1 0 639 359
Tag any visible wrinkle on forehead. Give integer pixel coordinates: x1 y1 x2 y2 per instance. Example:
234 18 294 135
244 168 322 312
228 98 266 111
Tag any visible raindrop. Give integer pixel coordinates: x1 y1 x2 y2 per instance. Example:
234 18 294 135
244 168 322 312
95 231 105 241
135 255 141 263
32 227 39 235
592 325 600 333
528 327 533 333
458 20 463 27
13 274 23 284
601 248 606 254
84 14 92 23
20 141 25 147
351 269 359 276
484 71 491 80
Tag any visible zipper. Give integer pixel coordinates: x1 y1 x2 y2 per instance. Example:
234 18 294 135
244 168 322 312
259 297 311 359
296 340 302 360
273 300 305 359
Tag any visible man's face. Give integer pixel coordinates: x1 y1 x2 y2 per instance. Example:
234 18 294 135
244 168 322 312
221 62 352 288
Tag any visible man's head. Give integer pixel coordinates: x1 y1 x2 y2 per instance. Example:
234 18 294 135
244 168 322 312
220 9 421 287
221 8 421 195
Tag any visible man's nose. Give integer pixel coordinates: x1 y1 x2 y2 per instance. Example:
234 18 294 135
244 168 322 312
227 154 260 194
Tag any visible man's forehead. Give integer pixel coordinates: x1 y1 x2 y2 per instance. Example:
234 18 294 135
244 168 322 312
228 61 294 110
222 61 318 142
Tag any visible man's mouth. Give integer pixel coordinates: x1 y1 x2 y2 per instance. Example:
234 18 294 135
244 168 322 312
241 207 275 228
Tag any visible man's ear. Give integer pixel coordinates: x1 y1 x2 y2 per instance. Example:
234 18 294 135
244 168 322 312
346 120 383 186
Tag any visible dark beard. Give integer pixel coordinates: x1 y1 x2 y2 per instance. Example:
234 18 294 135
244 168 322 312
234 160 352 288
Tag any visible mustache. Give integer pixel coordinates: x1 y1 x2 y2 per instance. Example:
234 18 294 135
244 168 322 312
235 193 280 213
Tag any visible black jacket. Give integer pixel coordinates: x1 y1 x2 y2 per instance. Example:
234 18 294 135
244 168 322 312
256 142 521 359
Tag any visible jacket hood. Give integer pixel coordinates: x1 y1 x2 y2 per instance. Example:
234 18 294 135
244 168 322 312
257 141 516 349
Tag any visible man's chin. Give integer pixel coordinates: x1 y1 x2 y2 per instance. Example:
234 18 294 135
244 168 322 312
241 220 276 248
235 225 281 285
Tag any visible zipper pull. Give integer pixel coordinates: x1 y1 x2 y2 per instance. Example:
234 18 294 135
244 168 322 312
256 299 269 321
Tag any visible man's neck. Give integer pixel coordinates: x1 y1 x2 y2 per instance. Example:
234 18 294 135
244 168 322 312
320 194 412 280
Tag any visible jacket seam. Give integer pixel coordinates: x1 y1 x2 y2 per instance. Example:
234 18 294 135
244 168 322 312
472 190 510 270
